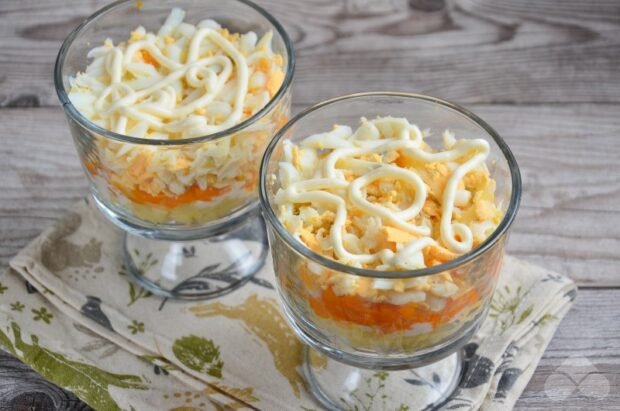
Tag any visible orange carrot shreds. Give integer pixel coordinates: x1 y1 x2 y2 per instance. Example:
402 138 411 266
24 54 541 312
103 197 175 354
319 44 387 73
308 285 480 333
116 183 231 209
140 50 160 68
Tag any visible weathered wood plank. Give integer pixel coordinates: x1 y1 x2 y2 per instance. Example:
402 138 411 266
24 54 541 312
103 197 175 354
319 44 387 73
472 104 620 285
0 350 93 411
1 104 618 286
514 289 620 410
1 0 619 107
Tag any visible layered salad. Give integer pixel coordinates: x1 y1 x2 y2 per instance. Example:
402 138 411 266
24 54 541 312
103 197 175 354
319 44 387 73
69 8 289 225
273 116 502 349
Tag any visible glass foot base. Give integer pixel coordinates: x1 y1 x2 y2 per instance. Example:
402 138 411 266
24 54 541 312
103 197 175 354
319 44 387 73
303 347 462 411
122 211 268 300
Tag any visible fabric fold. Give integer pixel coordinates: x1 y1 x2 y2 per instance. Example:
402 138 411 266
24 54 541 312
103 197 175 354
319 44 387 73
2 199 576 410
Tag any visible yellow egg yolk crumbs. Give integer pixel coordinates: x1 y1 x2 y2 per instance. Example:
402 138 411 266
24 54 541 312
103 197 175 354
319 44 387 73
274 117 503 331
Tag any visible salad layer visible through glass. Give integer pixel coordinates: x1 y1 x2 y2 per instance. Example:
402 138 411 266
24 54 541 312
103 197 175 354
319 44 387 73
269 115 506 353
67 8 290 226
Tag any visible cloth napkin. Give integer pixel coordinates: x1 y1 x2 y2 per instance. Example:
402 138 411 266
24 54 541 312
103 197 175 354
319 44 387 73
1 198 576 411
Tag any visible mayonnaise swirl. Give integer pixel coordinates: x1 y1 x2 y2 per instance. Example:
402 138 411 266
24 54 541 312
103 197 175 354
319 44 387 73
94 12 247 137
275 117 498 269
69 8 283 140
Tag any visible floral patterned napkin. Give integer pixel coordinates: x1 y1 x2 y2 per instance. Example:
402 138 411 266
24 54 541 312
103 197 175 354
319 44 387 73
1 199 576 410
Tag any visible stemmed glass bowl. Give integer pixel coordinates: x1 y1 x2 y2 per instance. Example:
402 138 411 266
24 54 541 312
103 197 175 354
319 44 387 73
260 93 521 409
55 0 294 298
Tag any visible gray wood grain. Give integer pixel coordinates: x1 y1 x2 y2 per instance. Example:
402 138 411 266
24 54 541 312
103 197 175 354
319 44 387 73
1 0 620 107
0 349 93 411
0 0 619 409
516 289 620 410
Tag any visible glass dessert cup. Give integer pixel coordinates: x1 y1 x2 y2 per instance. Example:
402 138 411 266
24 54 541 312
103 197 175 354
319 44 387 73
260 93 521 409
54 0 294 299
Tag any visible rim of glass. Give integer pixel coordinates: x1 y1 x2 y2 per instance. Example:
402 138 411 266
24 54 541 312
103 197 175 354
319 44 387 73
54 0 295 146
259 92 522 279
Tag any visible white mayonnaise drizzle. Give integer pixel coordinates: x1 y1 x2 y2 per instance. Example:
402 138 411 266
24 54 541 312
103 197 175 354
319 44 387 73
275 117 492 267
74 8 253 139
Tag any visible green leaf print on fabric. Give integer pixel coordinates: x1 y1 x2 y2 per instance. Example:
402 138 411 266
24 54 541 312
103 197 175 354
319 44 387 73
10 301 25 312
489 285 535 335
0 326 16 356
118 253 157 306
0 281 8 294
128 320 145 334
9 322 146 411
517 305 534 325
533 313 557 328
32 307 53 324
172 335 224 378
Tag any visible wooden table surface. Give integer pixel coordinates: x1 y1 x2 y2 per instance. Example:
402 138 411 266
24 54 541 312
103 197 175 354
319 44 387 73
1 0 619 409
